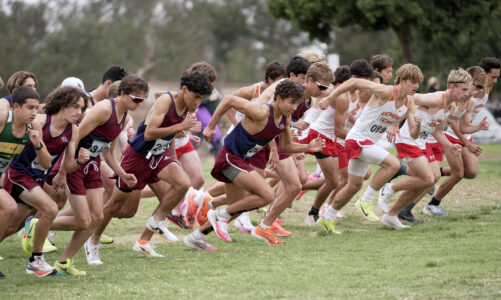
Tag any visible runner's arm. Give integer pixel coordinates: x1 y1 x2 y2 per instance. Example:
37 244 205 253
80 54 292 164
334 94 349 140
406 98 421 139
207 95 269 130
279 117 325 153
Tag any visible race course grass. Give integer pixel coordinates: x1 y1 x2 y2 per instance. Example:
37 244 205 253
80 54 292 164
1 144 500 299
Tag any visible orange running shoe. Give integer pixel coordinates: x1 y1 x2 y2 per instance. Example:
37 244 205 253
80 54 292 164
196 195 212 226
271 219 292 237
185 192 199 228
251 226 285 245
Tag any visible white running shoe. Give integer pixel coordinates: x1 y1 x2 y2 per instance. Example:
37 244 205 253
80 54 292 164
132 241 164 258
378 183 395 214
234 212 254 233
207 210 231 242
84 239 103 265
26 255 57 277
423 204 449 216
47 230 56 246
381 214 410 230
183 234 217 251
146 216 179 243
304 215 318 227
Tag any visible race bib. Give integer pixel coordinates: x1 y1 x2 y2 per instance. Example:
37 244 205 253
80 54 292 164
0 157 11 173
88 140 112 158
31 154 58 172
149 139 171 156
244 144 264 159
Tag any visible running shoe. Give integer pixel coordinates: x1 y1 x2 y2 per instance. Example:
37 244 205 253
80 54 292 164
132 241 164 258
423 204 449 216
271 219 292 237
378 183 394 214
185 191 199 228
427 185 435 196
355 199 380 222
42 238 57 253
234 212 254 233
183 234 217 251
398 210 424 224
381 214 410 229
84 239 103 265
196 195 212 226
0 270 4 279
304 214 318 227
167 213 191 229
251 226 284 245
146 216 179 243
22 217 37 255
317 216 341 234
55 259 86 276
99 234 114 244
207 210 231 243
26 255 57 277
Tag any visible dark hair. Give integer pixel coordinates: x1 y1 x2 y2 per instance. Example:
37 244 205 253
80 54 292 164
102 65 127 84
478 57 501 74
286 56 310 77
44 86 89 115
265 60 286 83
371 71 383 83
12 86 40 106
188 62 217 83
350 59 373 78
273 79 304 102
370 54 393 71
7 71 38 94
334 65 350 85
118 75 149 95
180 72 213 95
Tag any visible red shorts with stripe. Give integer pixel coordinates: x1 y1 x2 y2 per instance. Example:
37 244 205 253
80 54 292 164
344 139 374 160
336 142 349 169
395 143 427 160
211 146 254 183
3 167 43 205
276 138 291 160
298 129 337 157
66 157 103 196
175 140 196 158
115 146 176 192
425 142 443 163
444 133 473 147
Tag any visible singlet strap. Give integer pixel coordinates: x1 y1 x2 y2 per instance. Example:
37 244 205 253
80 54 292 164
253 83 261 99
404 96 409 107
7 110 12 123
389 87 397 101
439 93 446 109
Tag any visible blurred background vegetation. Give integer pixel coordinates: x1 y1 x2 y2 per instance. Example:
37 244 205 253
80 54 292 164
0 0 500 99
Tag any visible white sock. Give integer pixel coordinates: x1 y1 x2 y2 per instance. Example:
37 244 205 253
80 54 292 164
386 184 395 195
208 200 214 209
148 216 159 227
323 205 339 221
192 230 205 240
187 186 196 195
361 186 377 202
171 210 180 216
218 208 231 219
259 222 270 230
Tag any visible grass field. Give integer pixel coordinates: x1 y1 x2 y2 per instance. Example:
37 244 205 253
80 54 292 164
1 145 501 299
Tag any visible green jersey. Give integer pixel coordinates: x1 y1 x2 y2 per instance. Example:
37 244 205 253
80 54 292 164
0 111 31 173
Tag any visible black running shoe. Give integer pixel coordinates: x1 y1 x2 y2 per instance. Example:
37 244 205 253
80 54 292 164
398 210 424 224
0 270 5 279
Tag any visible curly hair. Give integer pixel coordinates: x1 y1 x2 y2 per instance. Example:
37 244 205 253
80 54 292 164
180 71 213 96
44 86 89 115
286 56 310 77
12 86 40 106
273 79 304 102
265 60 286 83
102 65 127 84
118 75 149 96
7 71 38 94
334 65 350 85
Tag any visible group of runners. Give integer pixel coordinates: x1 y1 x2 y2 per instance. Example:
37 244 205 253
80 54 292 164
0 53 498 278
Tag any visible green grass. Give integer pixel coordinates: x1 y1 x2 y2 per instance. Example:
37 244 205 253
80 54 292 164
1 146 501 299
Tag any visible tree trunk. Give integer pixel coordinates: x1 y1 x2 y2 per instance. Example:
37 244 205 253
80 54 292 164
392 24 413 63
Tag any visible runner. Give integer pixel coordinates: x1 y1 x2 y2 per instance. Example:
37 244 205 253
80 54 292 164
370 54 393 84
0 71 38 111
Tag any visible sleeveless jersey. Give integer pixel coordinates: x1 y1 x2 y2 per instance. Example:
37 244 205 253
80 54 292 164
397 93 449 149
429 99 469 143
310 105 336 141
346 87 409 143
78 98 127 160
225 104 287 159
0 111 31 173
291 84 311 123
10 115 72 181
445 90 488 140
129 92 186 158
228 82 263 135
338 91 360 147
5 94 13 107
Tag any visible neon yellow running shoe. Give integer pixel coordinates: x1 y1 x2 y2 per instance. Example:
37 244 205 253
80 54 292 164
317 217 341 234
99 234 114 245
354 199 380 222
21 217 38 255
55 259 86 276
42 238 57 253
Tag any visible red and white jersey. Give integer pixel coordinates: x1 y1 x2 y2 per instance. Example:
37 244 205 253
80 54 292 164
337 92 360 146
445 90 488 140
346 87 409 143
397 93 449 149
310 106 336 141
174 134 190 150
431 99 469 143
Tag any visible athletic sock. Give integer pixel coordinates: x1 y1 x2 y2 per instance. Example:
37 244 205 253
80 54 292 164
201 228 213 235
428 197 441 206
259 222 270 230
323 206 339 221
171 210 180 216
29 252 42 263
218 208 231 219
138 238 149 245
361 186 377 202
208 200 214 210
192 230 205 240
390 165 407 181
58 260 67 264
402 202 416 213
308 207 319 217
440 167 444 177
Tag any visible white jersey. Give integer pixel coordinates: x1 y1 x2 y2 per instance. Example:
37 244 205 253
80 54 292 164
397 93 449 149
227 82 263 135
346 87 409 143
337 92 360 147
445 91 488 140
430 99 469 143
310 105 336 141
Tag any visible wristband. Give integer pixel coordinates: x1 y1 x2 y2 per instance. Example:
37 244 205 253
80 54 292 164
35 143 43 150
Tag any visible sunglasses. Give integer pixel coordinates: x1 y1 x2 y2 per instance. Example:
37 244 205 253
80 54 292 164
129 94 146 103
315 81 330 91
474 84 485 90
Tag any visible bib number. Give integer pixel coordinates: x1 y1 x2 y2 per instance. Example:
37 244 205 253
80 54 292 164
370 125 387 134
31 154 58 172
88 140 112 158
150 139 171 156
0 157 11 173
244 144 263 159
419 132 429 140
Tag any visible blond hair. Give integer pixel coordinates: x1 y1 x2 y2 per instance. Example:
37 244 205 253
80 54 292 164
297 51 327 64
306 62 334 83
466 66 487 85
447 68 472 85
394 64 423 84
108 80 121 98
